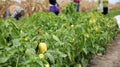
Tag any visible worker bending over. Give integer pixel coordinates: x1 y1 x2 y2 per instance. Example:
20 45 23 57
6 5 25 20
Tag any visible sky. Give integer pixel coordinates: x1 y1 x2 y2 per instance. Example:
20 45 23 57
94 0 120 4
109 0 120 4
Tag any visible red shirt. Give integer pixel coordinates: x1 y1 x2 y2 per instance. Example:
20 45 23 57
74 0 80 3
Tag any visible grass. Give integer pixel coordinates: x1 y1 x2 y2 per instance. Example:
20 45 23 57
107 9 120 17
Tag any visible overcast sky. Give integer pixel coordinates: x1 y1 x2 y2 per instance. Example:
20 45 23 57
94 0 120 4
109 0 120 4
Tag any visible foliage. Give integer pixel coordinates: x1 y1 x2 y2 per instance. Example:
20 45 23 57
0 10 118 67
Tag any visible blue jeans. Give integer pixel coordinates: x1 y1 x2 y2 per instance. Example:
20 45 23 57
6 9 11 18
76 3 80 12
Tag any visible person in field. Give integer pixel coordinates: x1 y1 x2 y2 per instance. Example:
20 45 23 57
98 0 103 12
49 0 59 15
102 0 108 15
6 5 25 20
73 0 80 12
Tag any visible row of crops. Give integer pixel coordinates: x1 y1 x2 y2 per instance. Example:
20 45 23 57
0 3 118 67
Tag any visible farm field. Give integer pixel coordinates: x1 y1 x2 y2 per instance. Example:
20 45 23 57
0 1 120 67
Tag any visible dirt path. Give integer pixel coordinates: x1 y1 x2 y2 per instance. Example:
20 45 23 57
88 33 120 67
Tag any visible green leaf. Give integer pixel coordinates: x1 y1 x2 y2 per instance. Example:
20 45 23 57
4 21 9 28
12 39 19 46
67 52 72 62
20 30 26 38
36 60 44 67
81 57 88 67
0 34 6 48
45 52 55 64
83 47 88 55
25 48 36 57
60 53 67 58
52 35 61 42
0 57 9 63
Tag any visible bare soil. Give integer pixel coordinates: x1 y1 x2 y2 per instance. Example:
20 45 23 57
88 33 120 67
